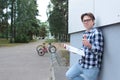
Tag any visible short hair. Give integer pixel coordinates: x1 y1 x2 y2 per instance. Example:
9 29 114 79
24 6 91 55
81 12 95 21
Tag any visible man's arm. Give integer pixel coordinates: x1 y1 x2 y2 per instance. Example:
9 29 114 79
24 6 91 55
91 30 104 54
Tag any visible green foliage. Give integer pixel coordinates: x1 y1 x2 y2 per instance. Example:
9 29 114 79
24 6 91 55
0 0 10 38
14 0 39 42
14 34 30 43
0 0 40 43
0 0 69 43
48 0 69 42
45 38 57 43
39 22 48 39
9 0 40 43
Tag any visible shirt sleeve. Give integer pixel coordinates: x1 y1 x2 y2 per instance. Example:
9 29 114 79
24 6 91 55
91 30 104 54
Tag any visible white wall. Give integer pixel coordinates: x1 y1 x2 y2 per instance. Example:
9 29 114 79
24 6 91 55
95 0 120 27
68 0 94 33
69 0 120 33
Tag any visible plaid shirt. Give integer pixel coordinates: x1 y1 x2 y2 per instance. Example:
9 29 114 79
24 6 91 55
79 28 104 69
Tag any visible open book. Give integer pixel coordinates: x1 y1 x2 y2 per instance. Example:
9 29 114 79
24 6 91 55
64 44 85 56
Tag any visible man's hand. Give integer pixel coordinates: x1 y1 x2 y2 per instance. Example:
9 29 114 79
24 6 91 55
82 35 92 48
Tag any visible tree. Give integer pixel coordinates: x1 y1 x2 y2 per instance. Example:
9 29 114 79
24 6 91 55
39 26 47 39
0 0 10 38
0 0 52 43
14 0 39 42
48 0 69 42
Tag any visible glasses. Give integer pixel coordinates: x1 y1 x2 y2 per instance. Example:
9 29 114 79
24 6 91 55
82 19 92 23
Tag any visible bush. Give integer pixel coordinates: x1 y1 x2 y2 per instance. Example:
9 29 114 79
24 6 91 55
45 38 57 43
15 34 30 43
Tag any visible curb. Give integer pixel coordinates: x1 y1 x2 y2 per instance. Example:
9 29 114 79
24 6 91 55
50 53 57 80
50 64 55 80
50 52 68 80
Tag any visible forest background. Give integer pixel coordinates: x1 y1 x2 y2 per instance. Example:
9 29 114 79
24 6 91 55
0 0 69 43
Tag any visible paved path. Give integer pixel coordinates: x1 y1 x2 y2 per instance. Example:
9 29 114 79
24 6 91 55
0 40 51 80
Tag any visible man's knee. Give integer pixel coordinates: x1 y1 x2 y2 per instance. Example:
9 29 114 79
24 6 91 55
66 71 73 80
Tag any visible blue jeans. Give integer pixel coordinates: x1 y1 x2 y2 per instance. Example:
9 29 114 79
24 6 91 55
66 62 99 80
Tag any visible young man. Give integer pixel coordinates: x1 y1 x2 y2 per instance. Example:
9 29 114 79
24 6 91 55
66 12 104 80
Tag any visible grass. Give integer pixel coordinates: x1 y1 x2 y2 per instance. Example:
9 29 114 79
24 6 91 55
0 38 31 47
60 50 70 66
52 42 70 66
45 38 57 43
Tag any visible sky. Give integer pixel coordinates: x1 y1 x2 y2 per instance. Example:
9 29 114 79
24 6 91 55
36 0 50 22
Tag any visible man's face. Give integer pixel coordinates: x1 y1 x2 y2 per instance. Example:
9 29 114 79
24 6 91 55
82 16 94 31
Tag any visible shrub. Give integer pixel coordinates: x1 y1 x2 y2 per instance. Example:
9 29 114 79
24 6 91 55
15 34 30 43
45 38 56 43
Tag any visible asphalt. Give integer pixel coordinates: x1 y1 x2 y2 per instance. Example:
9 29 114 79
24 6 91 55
0 40 51 80
0 40 69 80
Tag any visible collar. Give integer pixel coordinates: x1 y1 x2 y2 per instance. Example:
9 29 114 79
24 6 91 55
85 27 96 34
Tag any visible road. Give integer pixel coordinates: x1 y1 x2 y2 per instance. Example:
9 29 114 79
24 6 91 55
0 40 51 80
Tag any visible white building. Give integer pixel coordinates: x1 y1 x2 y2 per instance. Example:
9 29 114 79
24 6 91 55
69 0 120 80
